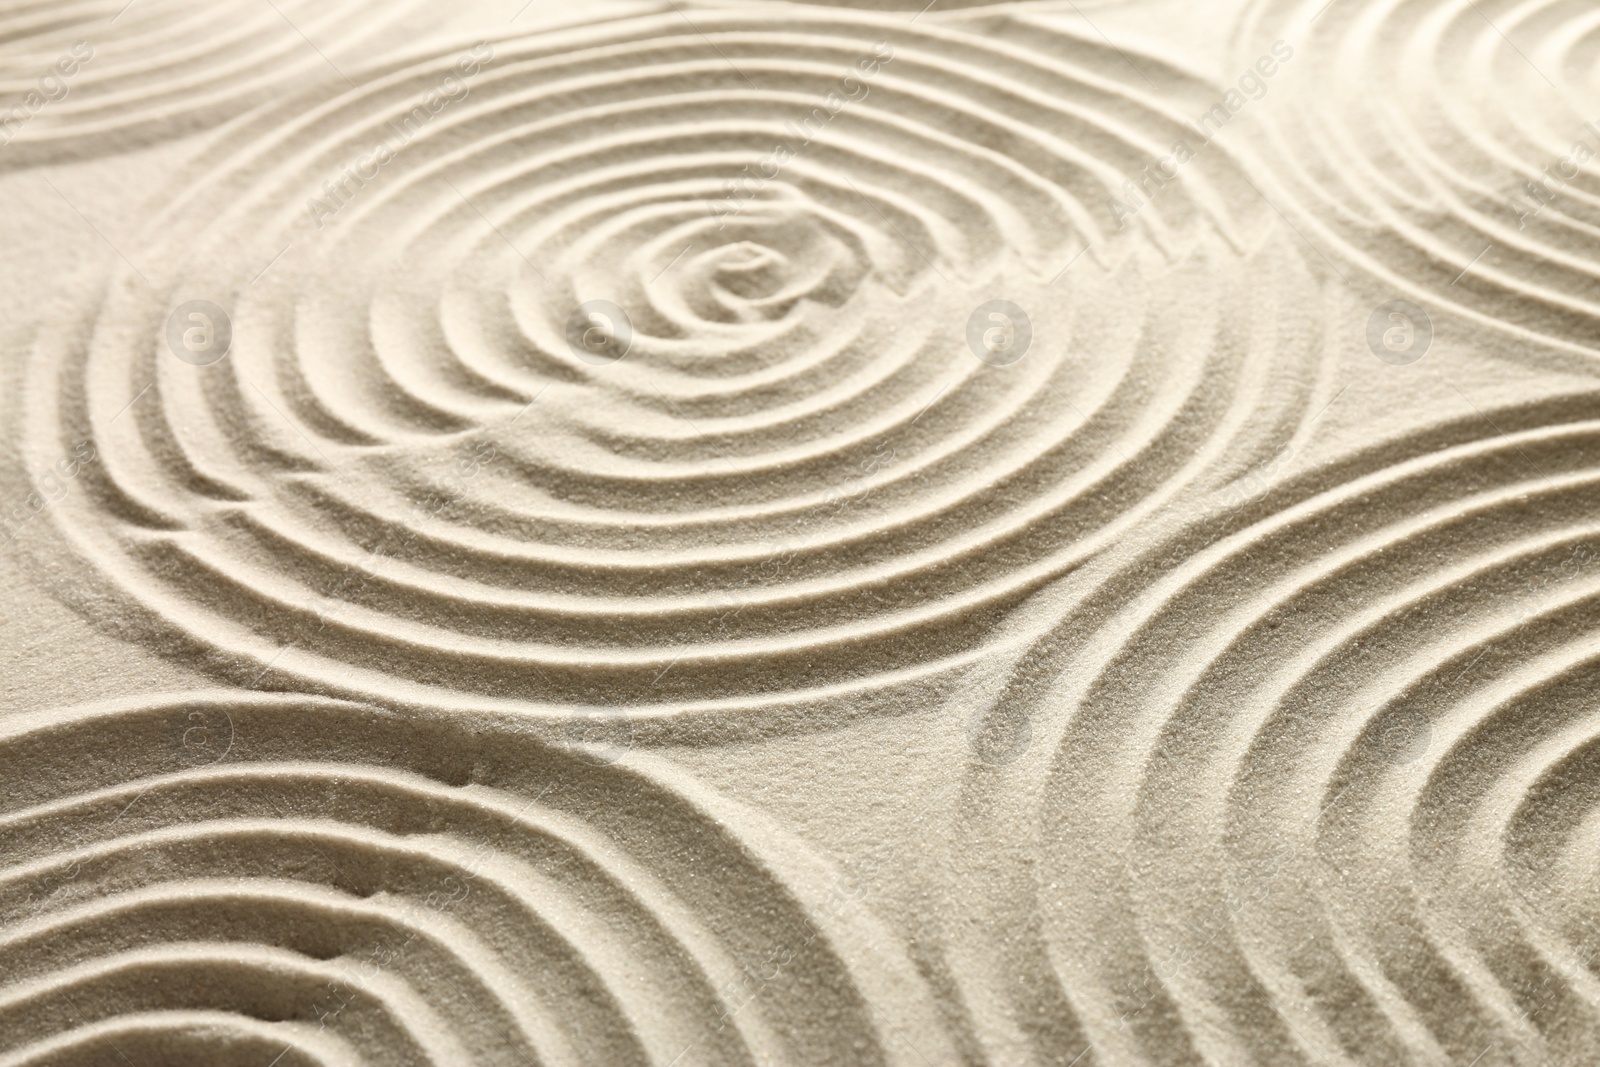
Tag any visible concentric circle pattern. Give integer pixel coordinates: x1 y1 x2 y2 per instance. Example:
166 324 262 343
1235 0 1600 360
0 0 446 168
24 9 1330 714
708 1 1114 9
0 695 953 1066
948 393 1600 1065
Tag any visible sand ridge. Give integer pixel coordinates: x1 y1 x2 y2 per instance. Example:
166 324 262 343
0 693 955 1065
0 0 467 170
1 0 1598 1064
1231 0 1600 363
20 8 1328 715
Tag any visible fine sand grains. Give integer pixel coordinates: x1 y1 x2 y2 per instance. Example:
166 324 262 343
1 1 1598 1065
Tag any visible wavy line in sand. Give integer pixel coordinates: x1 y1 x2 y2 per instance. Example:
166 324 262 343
20 9 1332 716
1232 0 1600 362
945 393 1600 1065
0 0 462 168
708 2 1123 10
0 693 954 1066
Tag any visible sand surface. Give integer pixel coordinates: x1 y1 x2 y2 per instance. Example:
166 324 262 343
2 1 1598 1064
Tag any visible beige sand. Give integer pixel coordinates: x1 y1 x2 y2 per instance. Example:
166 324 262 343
1 1 1597 1064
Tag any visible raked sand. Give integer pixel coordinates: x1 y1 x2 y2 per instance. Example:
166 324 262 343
1 1 1599 1064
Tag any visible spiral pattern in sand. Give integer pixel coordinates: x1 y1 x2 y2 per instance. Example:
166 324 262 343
1234 0 1600 361
0 694 952 1066
946 392 1600 1065
718 1 1108 9
0 0 437 167
22 9 1329 714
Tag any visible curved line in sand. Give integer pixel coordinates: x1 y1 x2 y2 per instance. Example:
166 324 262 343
20 9 1332 715
0 692 956 1066
946 395 1600 1064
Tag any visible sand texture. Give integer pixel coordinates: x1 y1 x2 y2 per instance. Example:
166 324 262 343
1 1 1597 1064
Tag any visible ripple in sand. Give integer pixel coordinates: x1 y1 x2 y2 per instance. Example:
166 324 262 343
720 1 1117 9
0 0 435 168
1234 0 1600 362
949 393 1600 1065
21 10 1329 714
0 694 953 1065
